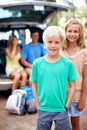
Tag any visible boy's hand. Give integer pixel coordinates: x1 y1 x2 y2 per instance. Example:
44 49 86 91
36 102 40 110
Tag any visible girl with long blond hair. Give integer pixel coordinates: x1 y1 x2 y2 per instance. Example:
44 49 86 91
60 19 87 130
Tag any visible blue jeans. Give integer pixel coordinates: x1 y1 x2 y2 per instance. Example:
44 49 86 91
68 102 83 117
36 110 71 130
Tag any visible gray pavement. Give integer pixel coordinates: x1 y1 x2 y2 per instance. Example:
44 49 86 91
0 90 87 130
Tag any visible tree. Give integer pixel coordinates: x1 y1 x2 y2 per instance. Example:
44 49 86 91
45 2 87 45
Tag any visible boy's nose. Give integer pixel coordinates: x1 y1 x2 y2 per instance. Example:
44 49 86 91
51 43 56 46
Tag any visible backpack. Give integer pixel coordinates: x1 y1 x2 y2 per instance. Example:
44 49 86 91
22 85 34 100
22 85 37 113
6 89 26 115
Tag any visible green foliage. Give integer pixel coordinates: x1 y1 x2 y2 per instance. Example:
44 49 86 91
45 3 87 45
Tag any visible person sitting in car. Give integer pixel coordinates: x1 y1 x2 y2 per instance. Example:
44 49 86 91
5 35 27 91
20 29 46 86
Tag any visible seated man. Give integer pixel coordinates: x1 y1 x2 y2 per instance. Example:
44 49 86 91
20 28 46 85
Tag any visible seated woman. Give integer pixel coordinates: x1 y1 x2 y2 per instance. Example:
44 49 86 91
5 35 27 91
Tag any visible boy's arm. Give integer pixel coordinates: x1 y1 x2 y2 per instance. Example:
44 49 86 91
66 81 76 108
32 82 40 110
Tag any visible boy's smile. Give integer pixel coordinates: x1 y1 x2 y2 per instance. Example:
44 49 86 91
45 37 62 57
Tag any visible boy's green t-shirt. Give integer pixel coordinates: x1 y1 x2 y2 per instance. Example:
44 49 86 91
30 56 77 112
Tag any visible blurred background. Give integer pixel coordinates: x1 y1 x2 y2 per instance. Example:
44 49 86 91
0 0 87 45
45 0 87 45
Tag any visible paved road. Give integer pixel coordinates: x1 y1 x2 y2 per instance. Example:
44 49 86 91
0 90 87 130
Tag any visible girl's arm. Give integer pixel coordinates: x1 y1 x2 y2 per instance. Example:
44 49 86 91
32 82 39 110
5 47 17 59
66 81 76 108
77 64 87 110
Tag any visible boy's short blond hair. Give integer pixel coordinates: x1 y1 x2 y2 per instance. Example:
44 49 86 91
42 26 66 43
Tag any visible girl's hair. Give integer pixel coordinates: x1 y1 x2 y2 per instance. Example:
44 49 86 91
42 26 66 43
63 18 85 49
7 35 18 47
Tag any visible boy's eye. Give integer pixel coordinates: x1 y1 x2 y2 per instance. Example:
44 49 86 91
55 41 60 44
48 41 52 44
47 41 60 44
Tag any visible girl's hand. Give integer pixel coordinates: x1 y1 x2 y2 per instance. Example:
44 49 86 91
76 99 85 111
